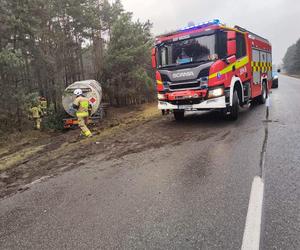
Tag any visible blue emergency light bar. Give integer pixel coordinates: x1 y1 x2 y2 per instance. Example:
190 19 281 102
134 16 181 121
179 19 222 32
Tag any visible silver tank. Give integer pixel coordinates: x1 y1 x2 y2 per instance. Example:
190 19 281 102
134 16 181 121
62 80 102 117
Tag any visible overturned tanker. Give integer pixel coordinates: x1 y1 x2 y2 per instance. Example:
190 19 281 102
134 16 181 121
62 80 105 128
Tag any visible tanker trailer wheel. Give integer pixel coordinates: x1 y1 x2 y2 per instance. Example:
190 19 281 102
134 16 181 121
173 110 185 121
227 90 239 121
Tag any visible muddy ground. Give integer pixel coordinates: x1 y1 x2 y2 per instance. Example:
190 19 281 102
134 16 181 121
0 103 226 199
0 104 161 198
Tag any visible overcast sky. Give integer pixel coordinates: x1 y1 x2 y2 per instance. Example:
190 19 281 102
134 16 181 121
121 0 300 65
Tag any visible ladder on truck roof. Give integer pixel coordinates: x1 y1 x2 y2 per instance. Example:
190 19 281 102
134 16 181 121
234 25 270 44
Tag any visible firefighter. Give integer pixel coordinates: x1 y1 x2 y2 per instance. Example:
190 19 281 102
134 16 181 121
39 96 48 116
30 101 43 130
73 89 92 137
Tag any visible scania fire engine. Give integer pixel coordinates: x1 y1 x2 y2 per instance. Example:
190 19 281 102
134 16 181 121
152 19 272 120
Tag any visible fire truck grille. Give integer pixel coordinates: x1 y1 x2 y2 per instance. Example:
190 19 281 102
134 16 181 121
168 81 200 91
170 98 204 105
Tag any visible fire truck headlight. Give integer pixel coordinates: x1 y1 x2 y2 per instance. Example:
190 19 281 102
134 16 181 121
208 87 224 99
157 93 166 100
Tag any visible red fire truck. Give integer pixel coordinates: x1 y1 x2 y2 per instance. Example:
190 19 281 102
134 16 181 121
152 19 272 120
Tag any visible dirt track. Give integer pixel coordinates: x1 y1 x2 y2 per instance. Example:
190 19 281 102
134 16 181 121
0 104 165 198
0 103 227 199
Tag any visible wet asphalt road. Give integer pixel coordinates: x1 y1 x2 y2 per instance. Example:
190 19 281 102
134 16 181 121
0 75 299 249
262 75 299 249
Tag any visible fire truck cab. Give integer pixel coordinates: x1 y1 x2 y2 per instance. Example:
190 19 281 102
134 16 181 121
152 19 272 120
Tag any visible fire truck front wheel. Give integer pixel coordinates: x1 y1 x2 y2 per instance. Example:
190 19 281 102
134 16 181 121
173 110 185 121
227 90 239 121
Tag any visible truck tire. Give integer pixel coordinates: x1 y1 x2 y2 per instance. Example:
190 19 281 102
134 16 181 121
174 110 185 121
258 82 267 104
227 90 239 120
272 79 279 89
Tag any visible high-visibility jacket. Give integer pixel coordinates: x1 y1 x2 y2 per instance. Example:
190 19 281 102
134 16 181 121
30 106 42 118
73 96 90 118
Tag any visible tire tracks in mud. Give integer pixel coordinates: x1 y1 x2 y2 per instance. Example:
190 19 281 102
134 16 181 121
0 109 247 200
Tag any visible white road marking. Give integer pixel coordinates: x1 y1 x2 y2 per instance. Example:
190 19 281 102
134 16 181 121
266 96 271 107
241 176 264 250
26 176 51 187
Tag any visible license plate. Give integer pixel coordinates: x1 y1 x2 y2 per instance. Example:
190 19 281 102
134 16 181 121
178 105 193 110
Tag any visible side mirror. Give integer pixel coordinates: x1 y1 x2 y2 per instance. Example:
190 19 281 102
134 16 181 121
226 55 236 64
151 48 157 68
227 31 236 56
277 69 281 73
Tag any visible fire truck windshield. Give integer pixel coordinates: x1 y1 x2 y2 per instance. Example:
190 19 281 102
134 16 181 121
157 33 226 68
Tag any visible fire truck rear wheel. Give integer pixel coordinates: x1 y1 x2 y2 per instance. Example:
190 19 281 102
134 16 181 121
258 82 267 104
174 110 185 121
227 90 239 121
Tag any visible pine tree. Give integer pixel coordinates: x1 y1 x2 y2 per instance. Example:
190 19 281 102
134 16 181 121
103 12 154 105
283 43 297 74
0 0 155 134
292 39 300 74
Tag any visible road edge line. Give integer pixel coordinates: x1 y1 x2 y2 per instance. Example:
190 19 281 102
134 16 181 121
241 176 264 250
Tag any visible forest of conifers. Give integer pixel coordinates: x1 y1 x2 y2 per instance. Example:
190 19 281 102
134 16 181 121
0 0 155 133
283 38 300 75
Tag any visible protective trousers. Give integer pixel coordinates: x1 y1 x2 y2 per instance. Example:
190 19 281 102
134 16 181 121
78 117 92 137
34 118 41 130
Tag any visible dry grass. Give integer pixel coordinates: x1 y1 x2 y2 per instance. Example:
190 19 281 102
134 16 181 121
0 103 162 198
0 104 160 170
0 145 45 171
0 103 160 173
50 104 160 154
